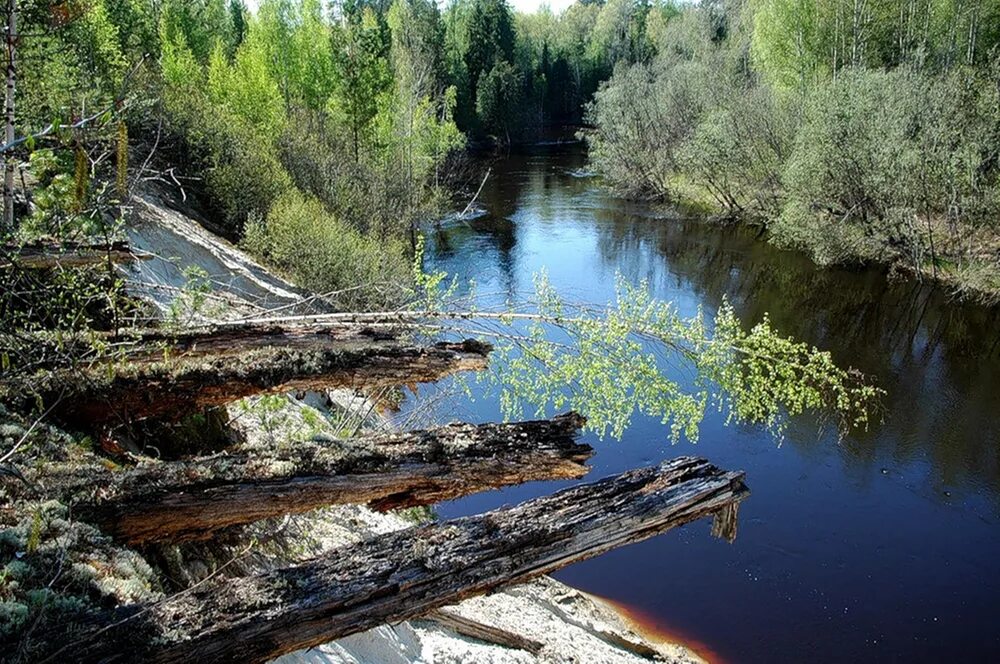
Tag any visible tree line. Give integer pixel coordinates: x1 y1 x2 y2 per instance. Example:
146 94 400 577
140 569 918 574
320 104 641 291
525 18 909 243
584 0 1000 301
0 0 684 310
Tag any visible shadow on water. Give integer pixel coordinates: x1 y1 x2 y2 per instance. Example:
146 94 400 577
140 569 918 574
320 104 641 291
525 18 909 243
406 144 1000 663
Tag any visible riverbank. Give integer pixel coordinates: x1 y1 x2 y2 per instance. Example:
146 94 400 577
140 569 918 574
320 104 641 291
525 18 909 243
271 502 705 664
649 173 1000 307
411 145 1000 662
132 190 706 664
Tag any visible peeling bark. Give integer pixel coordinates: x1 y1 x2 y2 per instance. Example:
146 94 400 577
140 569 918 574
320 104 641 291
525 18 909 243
21 414 592 544
4 338 490 429
37 457 748 664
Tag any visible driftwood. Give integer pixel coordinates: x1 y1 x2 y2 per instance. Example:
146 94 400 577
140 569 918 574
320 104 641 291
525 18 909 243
0 240 152 269
4 336 490 429
424 609 545 655
20 414 592 544
40 457 748 663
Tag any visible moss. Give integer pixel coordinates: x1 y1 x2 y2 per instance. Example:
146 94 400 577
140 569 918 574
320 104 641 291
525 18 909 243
99 458 122 471
0 601 29 637
0 496 165 654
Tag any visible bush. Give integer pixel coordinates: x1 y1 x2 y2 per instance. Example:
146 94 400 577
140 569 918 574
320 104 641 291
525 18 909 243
242 190 411 311
585 61 705 198
277 122 412 241
775 67 1000 267
203 121 293 233
679 83 794 218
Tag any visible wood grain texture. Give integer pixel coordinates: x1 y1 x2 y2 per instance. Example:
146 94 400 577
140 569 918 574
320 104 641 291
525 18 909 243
31 413 592 544
41 456 748 664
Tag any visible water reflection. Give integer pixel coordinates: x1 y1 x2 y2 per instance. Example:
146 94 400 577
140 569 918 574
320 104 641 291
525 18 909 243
413 145 1000 663
590 213 1000 504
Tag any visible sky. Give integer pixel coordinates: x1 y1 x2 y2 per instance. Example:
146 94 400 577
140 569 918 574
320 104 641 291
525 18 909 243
508 0 576 13
243 0 578 16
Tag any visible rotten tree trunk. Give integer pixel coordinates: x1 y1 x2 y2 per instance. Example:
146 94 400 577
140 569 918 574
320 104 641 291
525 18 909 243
0 240 152 269
22 414 592 544
120 320 405 362
39 457 748 664
6 338 490 429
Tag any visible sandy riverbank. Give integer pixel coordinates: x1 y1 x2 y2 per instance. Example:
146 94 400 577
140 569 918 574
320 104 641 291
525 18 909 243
132 191 708 664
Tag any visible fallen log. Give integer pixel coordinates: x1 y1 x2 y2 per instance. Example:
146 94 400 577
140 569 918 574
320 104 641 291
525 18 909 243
123 321 402 362
1 322 400 375
4 338 490 428
19 414 592 544
38 456 748 663
0 240 152 269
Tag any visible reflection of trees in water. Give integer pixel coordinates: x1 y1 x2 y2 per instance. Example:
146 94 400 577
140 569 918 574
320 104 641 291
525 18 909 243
431 148 593 301
591 208 1000 502
433 147 1000 503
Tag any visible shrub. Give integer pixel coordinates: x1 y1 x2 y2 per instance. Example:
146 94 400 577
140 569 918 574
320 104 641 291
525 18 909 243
277 122 411 241
585 61 705 198
242 190 411 311
775 67 1000 267
679 83 794 217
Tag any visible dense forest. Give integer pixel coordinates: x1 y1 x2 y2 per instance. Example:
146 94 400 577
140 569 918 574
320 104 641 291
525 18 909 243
5 0 997 303
1 0 656 311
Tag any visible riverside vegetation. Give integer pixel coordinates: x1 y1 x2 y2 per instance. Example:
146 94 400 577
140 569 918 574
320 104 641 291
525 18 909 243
584 0 1000 301
0 0 967 660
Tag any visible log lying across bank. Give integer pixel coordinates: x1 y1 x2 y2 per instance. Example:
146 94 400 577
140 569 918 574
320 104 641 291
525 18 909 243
26 414 592 544
6 337 490 429
44 456 748 664
0 240 152 269
122 320 404 363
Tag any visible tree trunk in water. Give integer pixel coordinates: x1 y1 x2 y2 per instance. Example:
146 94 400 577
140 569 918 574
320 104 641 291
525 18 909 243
36 457 748 664
22 414 592 544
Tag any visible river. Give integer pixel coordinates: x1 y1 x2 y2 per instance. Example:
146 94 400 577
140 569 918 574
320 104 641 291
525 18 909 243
398 143 1000 663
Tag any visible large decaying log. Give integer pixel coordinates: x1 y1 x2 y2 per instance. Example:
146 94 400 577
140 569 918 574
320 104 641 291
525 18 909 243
0 240 152 269
22 414 592 544
43 457 748 664
4 336 490 429
121 321 405 363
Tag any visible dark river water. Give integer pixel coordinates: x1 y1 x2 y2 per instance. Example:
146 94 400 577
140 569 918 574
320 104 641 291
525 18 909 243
398 144 1000 663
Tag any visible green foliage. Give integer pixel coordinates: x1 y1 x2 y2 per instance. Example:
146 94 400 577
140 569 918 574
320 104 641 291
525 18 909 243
586 0 1000 296
475 60 523 141
680 84 794 216
776 67 1000 266
488 272 880 442
242 190 411 309
16 0 129 131
330 8 394 159
585 61 701 198
588 0 650 67
751 0 1000 90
